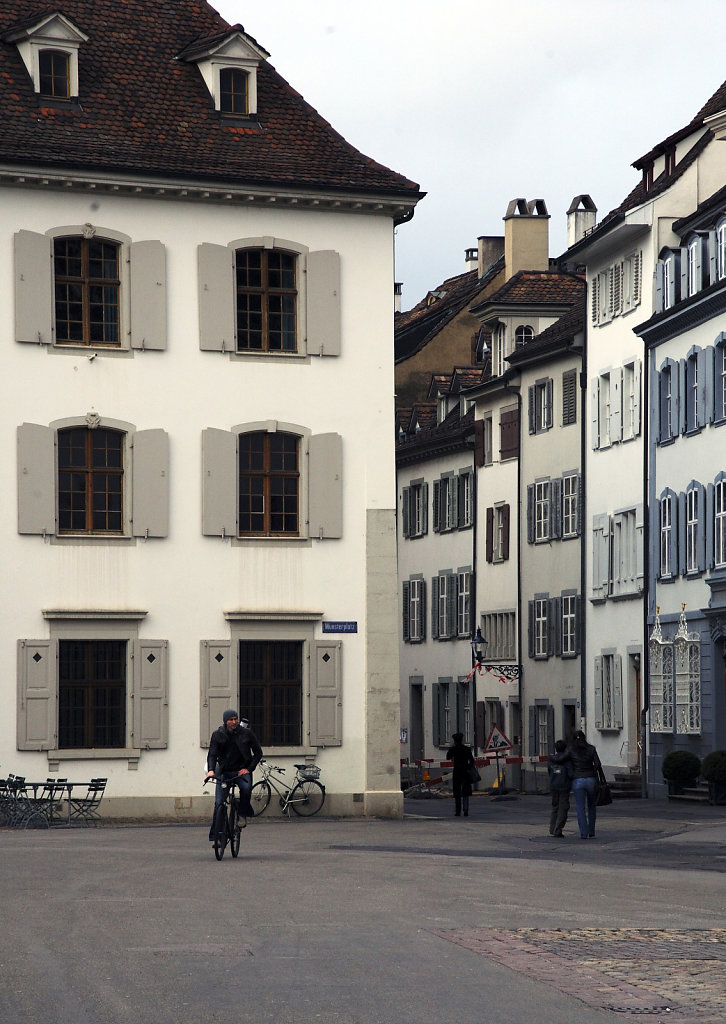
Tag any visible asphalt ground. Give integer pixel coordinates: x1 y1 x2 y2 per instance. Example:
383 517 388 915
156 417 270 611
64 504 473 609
1 792 725 1024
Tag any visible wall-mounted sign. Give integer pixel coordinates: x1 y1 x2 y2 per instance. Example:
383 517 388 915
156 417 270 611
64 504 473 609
322 621 357 633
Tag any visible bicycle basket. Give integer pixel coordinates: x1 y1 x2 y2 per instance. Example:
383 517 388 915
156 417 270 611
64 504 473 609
298 765 321 781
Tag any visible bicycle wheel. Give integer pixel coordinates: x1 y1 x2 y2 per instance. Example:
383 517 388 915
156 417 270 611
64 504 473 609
250 780 271 816
289 779 325 817
229 799 241 858
213 804 228 860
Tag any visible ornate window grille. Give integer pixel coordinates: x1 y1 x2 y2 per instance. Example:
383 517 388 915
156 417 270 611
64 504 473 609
674 604 701 735
649 606 673 733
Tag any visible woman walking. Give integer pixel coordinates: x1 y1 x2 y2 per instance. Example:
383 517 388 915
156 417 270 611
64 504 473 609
568 730 602 839
446 732 475 817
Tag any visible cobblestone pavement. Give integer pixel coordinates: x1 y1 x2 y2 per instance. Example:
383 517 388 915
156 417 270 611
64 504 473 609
433 927 726 1023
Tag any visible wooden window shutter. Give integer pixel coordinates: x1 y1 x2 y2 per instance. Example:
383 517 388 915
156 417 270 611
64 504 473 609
678 359 687 436
431 576 440 639
632 251 642 305
201 428 237 537
635 503 645 590
17 422 56 536
591 379 600 449
706 483 715 569
200 640 234 746
133 639 169 749
526 484 535 544
550 479 562 539
309 433 343 539
309 641 342 746
422 483 429 535
546 705 555 752
590 276 599 324
696 484 707 573
446 574 457 639
528 385 536 434
528 705 537 756
14 230 53 345
129 240 167 350
610 367 622 442
678 491 687 577
696 347 708 428
502 504 510 560
402 582 410 641
17 639 57 751
402 487 410 538
485 507 494 562
432 683 442 746
198 243 235 351
593 656 603 729
474 418 485 467
545 378 554 428
132 429 169 538
432 480 441 533
527 601 535 659
416 580 426 641
613 655 624 729
655 261 664 313
307 250 341 356
575 595 583 654
548 597 559 657
632 359 642 436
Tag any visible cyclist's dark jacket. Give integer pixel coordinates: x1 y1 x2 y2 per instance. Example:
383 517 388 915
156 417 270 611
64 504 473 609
207 724 263 775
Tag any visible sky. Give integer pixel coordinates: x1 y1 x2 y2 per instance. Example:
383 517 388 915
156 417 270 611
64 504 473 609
212 1 726 310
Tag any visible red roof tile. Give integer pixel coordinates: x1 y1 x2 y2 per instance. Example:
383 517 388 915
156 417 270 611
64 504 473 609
0 1 421 198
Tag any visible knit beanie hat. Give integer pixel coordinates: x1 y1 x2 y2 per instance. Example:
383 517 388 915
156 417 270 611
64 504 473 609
222 709 239 724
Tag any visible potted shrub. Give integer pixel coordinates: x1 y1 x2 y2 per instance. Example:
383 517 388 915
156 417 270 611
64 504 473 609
701 750 726 805
661 750 701 795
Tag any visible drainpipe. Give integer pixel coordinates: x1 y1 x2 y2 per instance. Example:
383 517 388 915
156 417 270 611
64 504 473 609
502 376 523 786
470 426 479 753
579 325 588 733
641 341 651 799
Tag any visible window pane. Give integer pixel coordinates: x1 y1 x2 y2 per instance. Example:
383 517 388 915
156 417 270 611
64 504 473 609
239 640 302 745
59 639 126 748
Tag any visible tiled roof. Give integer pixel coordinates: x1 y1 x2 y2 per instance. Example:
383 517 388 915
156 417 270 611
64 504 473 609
0 1 421 197
394 256 504 363
474 270 584 308
451 366 485 392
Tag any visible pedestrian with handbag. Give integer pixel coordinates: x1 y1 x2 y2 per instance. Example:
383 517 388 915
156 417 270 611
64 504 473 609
568 729 603 839
446 732 476 817
547 739 572 837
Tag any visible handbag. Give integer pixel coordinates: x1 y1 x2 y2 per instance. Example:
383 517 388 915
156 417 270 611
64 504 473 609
596 770 612 806
467 764 481 784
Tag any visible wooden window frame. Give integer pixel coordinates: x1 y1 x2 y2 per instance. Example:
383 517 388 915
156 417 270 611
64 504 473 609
58 639 127 749
238 431 300 537
39 49 70 98
239 639 303 747
235 248 298 353
219 67 249 115
57 426 124 535
53 236 121 346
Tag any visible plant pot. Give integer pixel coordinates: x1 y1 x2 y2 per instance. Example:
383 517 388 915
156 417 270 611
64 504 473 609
708 781 726 805
667 779 698 796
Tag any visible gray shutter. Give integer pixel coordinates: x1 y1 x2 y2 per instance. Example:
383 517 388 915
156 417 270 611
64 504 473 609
704 345 715 425
575 595 582 654
421 483 429 535
659 368 667 443
576 475 583 537
678 359 687 435
309 641 342 746
502 504 510 560
417 580 426 641
431 576 440 640
545 378 554 428
402 487 410 538
486 506 494 562
548 597 559 657
669 492 679 578
706 483 715 569
457 475 466 528
591 379 600 449
526 484 535 544
697 483 707 573
632 358 642 436
17 639 57 751
527 600 535 659
550 479 562 539
198 243 235 352
709 230 718 284
449 476 458 529
132 639 169 749
308 432 343 539
592 513 610 599
546 705 555 752
593 656 603 729
201 428 237 537
432 683 441 747
307 250 341 356
678 491 687 577
613 655 624 729
610 366 622 442
655 261 664 313
432 481 441 533
402 582 410 641
680 246 689 300
528 385 535 433
17 422 55 536
129 240 167 350
200 640 234 746
446 574 457 640
132 429 169 538
528 706 537 756
697 346 707 428
14 230 53 345
635 503 645 590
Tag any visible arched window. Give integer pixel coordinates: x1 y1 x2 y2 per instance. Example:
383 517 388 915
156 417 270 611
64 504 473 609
515 324 534 348
239 431 300 536
235 248 297 352
219 67 248 115
39 49 70 98
53 236 121 346
57 427 124 534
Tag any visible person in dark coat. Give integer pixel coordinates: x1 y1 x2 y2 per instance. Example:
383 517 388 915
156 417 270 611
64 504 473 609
568 729 602 839
205 709 263 840
446 732 475 817
548 738 572 837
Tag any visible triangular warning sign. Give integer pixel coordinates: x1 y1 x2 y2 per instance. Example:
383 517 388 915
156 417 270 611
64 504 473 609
484 725 513 753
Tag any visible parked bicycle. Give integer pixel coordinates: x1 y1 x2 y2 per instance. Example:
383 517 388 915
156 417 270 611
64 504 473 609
250 760 325 817
204 774 246 860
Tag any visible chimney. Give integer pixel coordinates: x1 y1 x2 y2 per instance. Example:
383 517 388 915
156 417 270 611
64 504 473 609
394 281 402 314
504 198 549 281
465 248 478 273
566 195 597 248
476 235 505 277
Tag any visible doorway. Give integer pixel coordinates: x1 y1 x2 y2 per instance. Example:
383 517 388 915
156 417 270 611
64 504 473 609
409 681 424 762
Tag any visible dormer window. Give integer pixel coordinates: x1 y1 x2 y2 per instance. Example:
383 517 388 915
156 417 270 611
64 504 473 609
177 27 270 119
220 68 248 115
39 49 70 99
4 13 87 101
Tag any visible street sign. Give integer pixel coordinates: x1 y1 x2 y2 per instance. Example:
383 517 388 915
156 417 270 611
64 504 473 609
322 621 357 633
484 725 513 753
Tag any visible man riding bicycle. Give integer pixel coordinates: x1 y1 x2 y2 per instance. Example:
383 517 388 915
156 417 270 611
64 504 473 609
205 709 263 840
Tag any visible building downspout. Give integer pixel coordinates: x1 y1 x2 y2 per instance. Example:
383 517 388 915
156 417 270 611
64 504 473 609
580 326 588 731
641 343 651 799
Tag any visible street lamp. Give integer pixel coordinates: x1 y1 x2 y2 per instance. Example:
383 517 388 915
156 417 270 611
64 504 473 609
471 627 488 666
